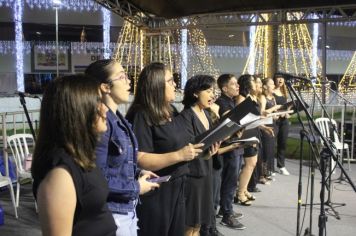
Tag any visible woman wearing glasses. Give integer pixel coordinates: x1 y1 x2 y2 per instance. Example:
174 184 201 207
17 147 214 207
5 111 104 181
85 59 160 236
126 62 203 236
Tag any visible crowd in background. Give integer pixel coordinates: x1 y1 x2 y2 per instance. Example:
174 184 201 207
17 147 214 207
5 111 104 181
31 60 291 236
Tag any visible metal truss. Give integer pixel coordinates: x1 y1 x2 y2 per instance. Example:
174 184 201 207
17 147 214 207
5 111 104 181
94 0 152 27
149 5 356 29
95 2 356 29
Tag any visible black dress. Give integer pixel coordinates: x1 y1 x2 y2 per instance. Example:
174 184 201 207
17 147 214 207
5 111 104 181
179 108 214 228
126 106 191 236
261 97 277 172
33 148 116 236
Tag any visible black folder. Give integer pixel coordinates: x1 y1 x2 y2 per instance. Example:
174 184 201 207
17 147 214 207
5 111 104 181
194 97 262 151
280 100 309 114
222 97 260 124
194 118 242 151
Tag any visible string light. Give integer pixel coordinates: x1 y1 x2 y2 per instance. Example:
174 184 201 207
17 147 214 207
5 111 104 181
102 7 111 59
14 0 24 92
339 51 356 93
181 27 188 88
0 0 100 11
312 16 319 77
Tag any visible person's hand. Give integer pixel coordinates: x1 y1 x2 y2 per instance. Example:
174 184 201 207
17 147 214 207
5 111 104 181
275 104 283 111
177 143 204 161
263 126 274 137
140 170 159 178
138 174 160 195
209 142 221 156
236 128 245 138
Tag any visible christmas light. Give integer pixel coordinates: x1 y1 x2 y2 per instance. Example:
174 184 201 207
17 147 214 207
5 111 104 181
181 27 188 88
14 0 24 92
312 19 319 76
339 51 356 93
0 0 100 11
102 7 111 59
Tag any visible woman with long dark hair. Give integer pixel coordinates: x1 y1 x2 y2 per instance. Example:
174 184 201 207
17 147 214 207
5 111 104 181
273 73 291 175
126 62 203 236
32 75 117 236
85 59 159 236
180 75 219 236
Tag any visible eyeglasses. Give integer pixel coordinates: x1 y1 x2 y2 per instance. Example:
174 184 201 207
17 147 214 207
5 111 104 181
166 78 175 86
111 72 129 83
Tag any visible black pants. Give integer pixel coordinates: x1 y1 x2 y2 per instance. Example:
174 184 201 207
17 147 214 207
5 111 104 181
275 118 289 168
219 152 241 216
137 176 185 236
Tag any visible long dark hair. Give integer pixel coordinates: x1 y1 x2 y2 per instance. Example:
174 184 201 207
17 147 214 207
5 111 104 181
182 75 215 109
273 73 288 98
32 75 101 181
126 62 172 125
238 74 255 97
85 59 116 86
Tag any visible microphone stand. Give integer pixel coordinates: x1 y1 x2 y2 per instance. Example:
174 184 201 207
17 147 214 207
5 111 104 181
287 84 319 236
327 84 355 181
18 93 37 140
285 79 356 236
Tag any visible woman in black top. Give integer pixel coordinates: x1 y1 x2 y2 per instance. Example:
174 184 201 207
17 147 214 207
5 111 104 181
126 62 203 236
180 75 219 236
273 73 291 175
235 75 274 205
31 75 117 236
260 78 282 179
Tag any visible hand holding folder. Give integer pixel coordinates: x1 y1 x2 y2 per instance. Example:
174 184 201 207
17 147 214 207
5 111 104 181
194 97 271 151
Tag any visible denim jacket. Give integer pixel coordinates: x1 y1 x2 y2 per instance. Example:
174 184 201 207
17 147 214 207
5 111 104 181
96 109 140 214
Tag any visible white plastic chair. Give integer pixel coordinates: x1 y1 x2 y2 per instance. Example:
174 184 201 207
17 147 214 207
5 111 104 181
315 117 351 172
7 133 36 208
0 173 18 218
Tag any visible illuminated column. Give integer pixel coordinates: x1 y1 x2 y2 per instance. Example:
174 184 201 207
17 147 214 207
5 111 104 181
102 7 111 59
14 0 24 91
248 23 256 75
265 24 277 78
312 18 319 77
181 26 188 89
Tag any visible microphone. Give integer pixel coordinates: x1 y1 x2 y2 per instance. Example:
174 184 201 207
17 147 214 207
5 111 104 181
276 72 313 83
15 91 40 99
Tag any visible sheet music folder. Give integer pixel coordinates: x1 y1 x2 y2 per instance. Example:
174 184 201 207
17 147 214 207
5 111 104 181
194 97 260 151
280 100 309 114
194 118 242 151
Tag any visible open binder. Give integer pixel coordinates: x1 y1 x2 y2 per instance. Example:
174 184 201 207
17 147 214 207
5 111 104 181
280 100 309 114
227 137 260 146
194 97 271 151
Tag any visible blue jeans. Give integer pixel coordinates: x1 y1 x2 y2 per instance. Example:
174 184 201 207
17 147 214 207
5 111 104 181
113 211 138 236
219 153 242 216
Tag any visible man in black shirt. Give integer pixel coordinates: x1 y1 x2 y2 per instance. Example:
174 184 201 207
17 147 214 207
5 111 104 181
215 74 246 230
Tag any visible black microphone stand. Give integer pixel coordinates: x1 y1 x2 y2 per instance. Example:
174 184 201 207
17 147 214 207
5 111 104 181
286 83 319 236
327 83 355 183
307 82 349 220
285 79 356 236
18 93 37 140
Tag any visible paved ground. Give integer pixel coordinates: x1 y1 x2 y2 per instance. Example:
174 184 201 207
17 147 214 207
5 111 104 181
1 159 356 236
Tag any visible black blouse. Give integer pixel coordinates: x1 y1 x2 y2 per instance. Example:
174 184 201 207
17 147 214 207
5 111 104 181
33 148 116 236
126 106 191 179
179 108 212 177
